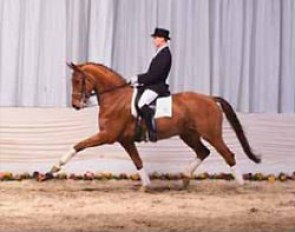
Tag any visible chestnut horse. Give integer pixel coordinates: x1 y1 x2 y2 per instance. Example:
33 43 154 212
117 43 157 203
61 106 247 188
49 62 260 188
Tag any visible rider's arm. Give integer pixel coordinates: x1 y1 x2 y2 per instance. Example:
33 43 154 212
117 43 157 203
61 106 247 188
137 50 171 86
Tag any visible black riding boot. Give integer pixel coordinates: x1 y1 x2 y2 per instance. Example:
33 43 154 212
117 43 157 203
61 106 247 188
134 116 145 142
140 105 157 142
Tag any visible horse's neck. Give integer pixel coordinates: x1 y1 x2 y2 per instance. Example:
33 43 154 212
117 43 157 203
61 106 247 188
83 65 132 110
99 86 133 112
85 66 126 93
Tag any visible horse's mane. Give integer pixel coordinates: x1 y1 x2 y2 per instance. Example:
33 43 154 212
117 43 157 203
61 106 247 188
80 62 127 83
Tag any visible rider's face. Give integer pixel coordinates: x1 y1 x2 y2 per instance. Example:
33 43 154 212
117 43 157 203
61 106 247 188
152 36 166 48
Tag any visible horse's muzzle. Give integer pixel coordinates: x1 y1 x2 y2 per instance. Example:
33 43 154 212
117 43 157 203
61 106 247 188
72 100 87 110
72 104 81 110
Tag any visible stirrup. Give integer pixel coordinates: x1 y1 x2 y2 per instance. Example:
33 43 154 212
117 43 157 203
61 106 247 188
147 130 157 142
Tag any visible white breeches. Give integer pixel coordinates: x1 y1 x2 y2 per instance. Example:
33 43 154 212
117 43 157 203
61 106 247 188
138 89 158 108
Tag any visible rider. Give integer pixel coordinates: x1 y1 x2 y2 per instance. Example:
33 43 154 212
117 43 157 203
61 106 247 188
131 28 172 142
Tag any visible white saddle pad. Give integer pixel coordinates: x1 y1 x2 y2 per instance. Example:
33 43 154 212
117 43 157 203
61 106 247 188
131 88 172 119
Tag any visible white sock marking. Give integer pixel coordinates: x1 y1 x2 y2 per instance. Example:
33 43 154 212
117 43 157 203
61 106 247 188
185 158 202 177
231 165 244 185
138 168 151 187
59 147 77 166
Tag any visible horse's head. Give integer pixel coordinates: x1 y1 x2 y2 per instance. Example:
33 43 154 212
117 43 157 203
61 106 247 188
67 62 95 110
67 61 129 110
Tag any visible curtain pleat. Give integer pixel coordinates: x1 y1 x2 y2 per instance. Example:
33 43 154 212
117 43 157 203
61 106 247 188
0 0 294 111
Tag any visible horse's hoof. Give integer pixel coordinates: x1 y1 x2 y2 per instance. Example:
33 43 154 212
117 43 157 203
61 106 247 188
38 172 54 182
50 165 61 173
182 177 190 189
236 181 245 187
139 185 152 193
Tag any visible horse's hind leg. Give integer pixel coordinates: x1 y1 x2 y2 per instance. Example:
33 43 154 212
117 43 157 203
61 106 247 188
180 133 210 188
207 137 244 185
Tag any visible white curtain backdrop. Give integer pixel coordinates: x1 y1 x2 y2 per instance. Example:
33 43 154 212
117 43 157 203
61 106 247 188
0 0 114 106
0 0 294 112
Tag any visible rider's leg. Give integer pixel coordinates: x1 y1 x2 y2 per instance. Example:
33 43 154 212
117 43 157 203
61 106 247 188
138 89 158 108
138 90 158 142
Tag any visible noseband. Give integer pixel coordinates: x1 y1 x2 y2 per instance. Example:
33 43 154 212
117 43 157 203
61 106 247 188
72 73 91 103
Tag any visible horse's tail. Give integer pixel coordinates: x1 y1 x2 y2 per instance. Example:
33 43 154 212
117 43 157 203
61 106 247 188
213 97 261 164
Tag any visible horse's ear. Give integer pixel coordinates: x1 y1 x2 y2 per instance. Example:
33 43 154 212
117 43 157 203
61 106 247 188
67 62 82 73
67 62 73 69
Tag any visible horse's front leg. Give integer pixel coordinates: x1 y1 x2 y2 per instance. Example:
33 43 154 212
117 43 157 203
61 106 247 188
120 141 151 189
50 131 115 173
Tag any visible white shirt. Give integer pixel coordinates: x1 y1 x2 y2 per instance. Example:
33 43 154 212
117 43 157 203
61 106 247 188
154 44 168 58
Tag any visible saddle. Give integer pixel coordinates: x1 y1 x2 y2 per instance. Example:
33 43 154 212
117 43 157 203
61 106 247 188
131 88 172 142
131 88 172 119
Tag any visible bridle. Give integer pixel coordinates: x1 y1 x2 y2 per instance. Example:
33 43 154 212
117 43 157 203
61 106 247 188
72 71 131 105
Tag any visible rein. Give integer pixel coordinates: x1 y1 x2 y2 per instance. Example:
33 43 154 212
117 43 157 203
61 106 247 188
93 81 131 96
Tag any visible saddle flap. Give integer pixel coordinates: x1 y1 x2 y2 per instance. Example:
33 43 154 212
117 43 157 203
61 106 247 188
131 88 172 119
155 96 172 118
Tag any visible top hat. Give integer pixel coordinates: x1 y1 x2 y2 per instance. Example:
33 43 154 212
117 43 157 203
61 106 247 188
151 28 171 40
